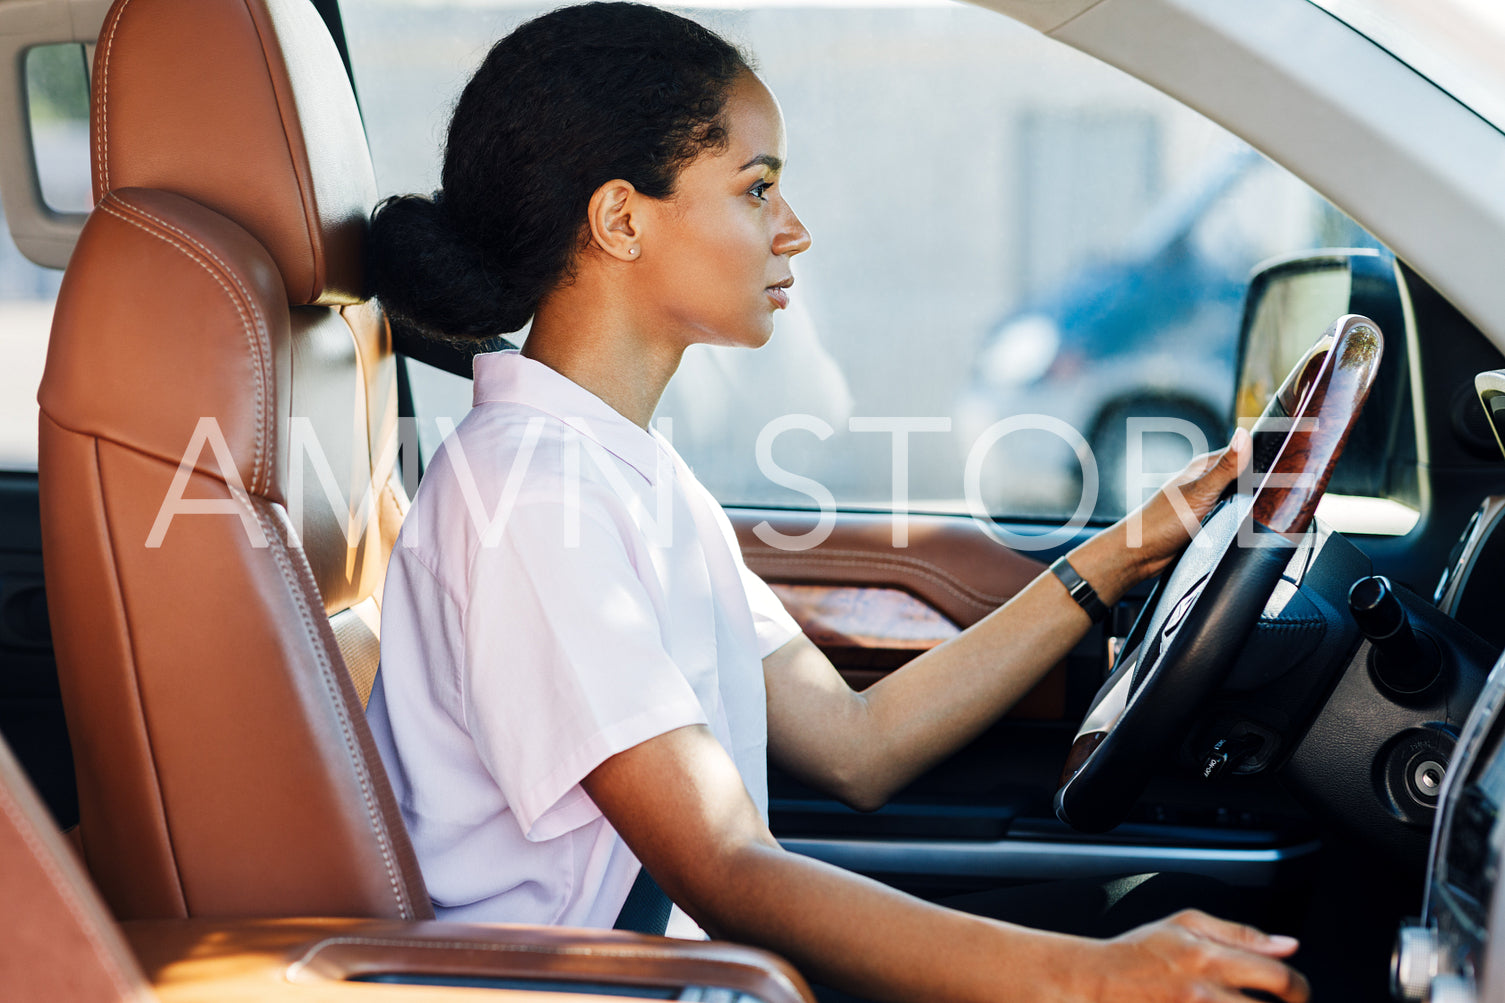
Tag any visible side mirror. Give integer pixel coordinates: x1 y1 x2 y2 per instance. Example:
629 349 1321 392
1235 249 1416 508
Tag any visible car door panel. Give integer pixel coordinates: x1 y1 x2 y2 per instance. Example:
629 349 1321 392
0 471 73 829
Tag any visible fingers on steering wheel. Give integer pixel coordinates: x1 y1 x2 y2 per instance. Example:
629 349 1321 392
1184 428 1251 508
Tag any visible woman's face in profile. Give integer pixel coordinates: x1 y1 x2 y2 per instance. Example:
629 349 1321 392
634 72 812 350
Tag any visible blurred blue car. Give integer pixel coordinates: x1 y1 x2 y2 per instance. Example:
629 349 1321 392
955 147 1375 519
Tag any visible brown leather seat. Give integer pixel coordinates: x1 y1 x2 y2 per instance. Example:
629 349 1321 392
0 735 154 1002
0 723 813 1003
38 0 426 922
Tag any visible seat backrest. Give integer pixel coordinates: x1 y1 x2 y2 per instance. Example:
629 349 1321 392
37 0 430 921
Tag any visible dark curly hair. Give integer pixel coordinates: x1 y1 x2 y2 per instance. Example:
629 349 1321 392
365 2 753 341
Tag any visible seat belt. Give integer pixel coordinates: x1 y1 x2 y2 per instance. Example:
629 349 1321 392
613 865 673 936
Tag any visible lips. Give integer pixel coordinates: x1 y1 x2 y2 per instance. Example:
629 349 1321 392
766 277 793 309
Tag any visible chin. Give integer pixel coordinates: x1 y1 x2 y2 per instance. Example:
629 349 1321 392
697 321 774 350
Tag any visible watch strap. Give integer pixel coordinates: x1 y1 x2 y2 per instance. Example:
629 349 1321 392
1049 556 1108 624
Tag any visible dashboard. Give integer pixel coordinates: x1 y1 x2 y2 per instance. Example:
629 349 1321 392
1391 372 1505 1002
1394 643 1505 1002
1433 496 1505 654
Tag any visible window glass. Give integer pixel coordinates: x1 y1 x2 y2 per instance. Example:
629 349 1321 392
0 44 87 471
344 0 1396 531
0 51 86 474
0 218 58 470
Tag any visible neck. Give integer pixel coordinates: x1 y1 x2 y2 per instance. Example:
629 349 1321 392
521 275 683 430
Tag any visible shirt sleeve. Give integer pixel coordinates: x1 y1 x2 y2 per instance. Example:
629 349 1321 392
690 481 802 657
461 495 709 843
739 562 801 658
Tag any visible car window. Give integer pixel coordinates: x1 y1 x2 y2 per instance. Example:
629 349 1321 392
0 42 88 472
0 223 56 471
0 43 90 472
343 0 1402 538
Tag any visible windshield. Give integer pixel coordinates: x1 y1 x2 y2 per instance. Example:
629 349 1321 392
1309 0 1505 135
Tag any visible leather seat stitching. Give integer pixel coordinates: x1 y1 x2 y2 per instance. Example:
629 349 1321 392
252 499 412 919
746 551 1012 610
109 194 274 495
239 0 325 304
286 936 802 997
94 0 133 195
96 0 323 305
96 198 267 495
0 774 144 1000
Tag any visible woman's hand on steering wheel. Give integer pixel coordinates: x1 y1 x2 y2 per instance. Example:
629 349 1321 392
1073 427 1252 605
1123 426 1252 583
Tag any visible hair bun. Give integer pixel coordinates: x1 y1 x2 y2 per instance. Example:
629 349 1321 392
365 193 532 339
366 4 751 344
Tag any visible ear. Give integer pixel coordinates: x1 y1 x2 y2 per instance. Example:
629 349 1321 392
586 179 642 262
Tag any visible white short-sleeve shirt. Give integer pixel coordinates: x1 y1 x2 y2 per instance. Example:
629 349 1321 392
367 350 800 930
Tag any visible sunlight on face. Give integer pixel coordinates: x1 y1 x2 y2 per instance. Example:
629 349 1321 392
635 72 811 350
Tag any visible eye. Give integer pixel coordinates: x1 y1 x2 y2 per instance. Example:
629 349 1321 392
748 179 774 202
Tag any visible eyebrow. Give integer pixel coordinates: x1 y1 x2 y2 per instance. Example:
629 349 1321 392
737 154 783 173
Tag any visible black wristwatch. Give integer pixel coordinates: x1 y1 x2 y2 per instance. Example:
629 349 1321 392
1048 556 1108 624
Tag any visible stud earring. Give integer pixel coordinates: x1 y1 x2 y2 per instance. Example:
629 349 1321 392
628 246 639 257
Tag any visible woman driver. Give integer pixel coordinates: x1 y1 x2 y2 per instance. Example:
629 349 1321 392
363 4 1304 1001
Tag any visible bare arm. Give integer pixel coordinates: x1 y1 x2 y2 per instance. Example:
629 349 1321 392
766 430 1250 810
582 722 1305 1003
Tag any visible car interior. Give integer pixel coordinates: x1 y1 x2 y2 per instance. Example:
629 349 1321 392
6 0 1505 1000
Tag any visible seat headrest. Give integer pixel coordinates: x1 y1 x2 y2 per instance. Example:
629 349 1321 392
91 0 377 306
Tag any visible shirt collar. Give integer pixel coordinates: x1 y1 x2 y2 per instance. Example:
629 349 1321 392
471 349 669 485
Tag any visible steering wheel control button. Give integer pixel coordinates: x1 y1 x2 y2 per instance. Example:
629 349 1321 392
1349 575 1441 695
1200 733 1262 780
1391 925 1440 1001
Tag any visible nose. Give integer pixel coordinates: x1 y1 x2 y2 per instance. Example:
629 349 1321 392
773 200 812 257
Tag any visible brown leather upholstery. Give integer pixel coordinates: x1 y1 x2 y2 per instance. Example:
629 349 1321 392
0 728 814 1003
38 0 425 922
126 918 813 1003
91 0 375 305
31 5 815 999
0 737 154 1002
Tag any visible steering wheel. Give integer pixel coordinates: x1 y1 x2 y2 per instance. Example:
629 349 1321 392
1054 314 1385 833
